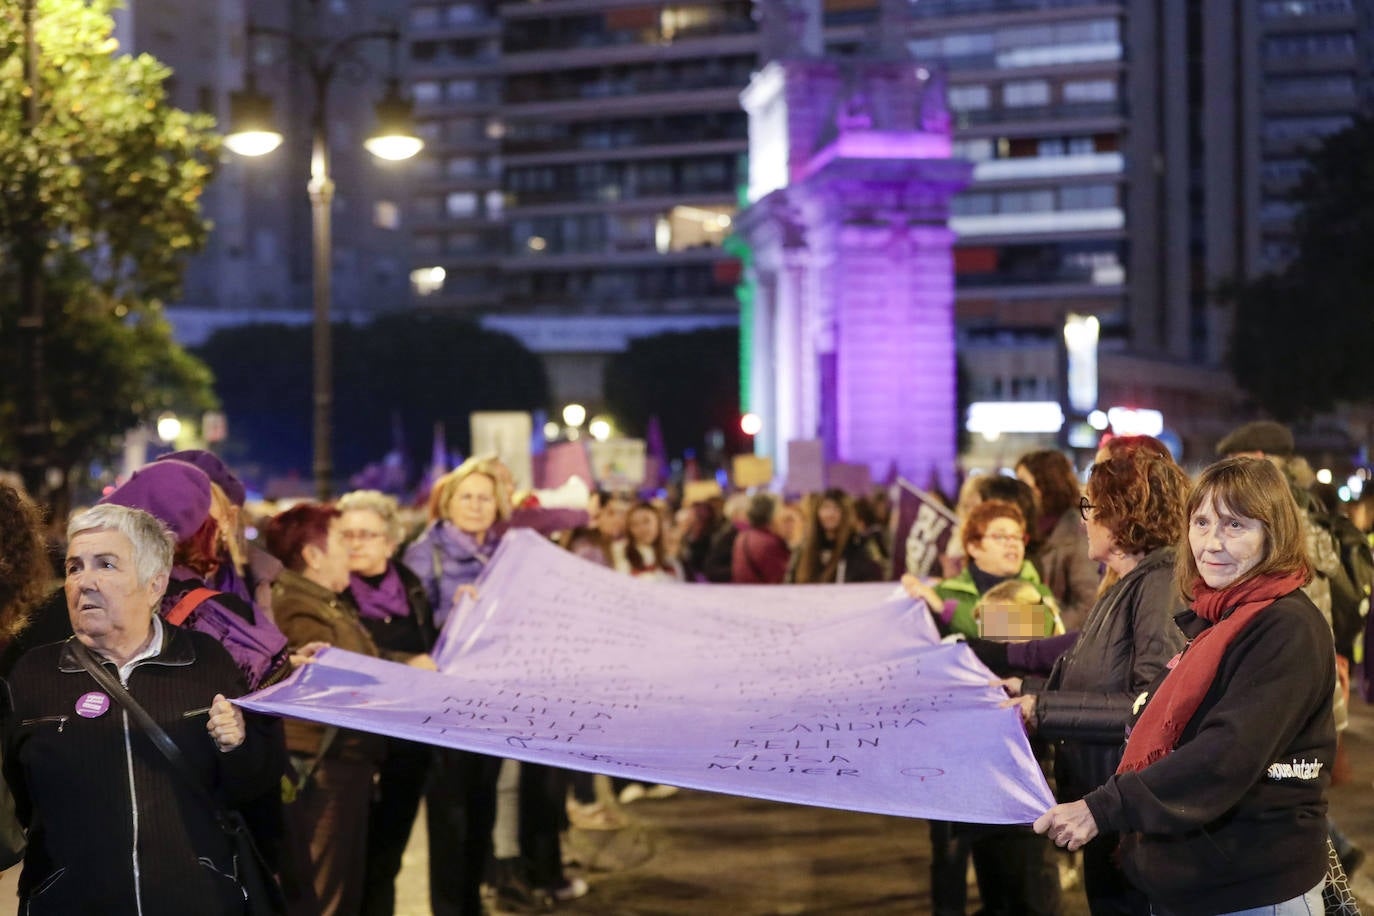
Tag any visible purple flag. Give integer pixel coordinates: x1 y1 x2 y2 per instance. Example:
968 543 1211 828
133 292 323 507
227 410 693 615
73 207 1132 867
239 531 1053 824
890 478 959 580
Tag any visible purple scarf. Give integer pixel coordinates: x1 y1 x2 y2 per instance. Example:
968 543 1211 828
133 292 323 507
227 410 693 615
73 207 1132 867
350 563 411 622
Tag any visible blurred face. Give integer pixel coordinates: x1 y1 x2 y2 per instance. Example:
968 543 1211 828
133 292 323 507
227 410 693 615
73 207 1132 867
1015 465 1042 508
598 499 628 540
965 517 1026 578
628 507 661 547
304 518 352 593
1189 493 1267 589
775 506 804 547
447 473 498 539
341 508 393 577
66 529 165 654
817 499 843 535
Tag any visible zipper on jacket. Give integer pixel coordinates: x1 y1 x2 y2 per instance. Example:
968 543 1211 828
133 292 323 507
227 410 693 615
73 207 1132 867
118 674 145 916
19 715 68 732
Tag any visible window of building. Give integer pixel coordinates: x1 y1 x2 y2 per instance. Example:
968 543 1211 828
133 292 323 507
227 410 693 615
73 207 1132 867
1264 31 1357 57
953 138 995 161
998 189 1056 213
1264 73 1355 97
414 81 441 104
1059 184 1116 210
446 79 479 101
942 32 995 58
446 157 478 178
446 192 478 218
1262 115 1352 140
485 190 504 218
1003 80 1050 107
1062 79 1116 103
374 200 400 230
1261 0 1355 18
447 3 483 24
948 84 991 111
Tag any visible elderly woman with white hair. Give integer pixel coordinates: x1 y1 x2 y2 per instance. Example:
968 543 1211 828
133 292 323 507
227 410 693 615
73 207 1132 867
337 489 437 916
3 504 280 915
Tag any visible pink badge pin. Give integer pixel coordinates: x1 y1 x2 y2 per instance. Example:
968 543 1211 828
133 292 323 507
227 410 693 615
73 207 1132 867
76 691 110 719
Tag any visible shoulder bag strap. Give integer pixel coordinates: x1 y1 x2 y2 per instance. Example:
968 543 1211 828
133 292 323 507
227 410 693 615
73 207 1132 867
70 641 222 813
165 587 221 627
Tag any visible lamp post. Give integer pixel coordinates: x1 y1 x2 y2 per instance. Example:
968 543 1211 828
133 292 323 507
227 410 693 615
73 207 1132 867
225 10 421 501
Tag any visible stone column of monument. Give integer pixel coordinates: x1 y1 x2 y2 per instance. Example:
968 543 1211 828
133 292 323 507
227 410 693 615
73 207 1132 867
737 2 970 490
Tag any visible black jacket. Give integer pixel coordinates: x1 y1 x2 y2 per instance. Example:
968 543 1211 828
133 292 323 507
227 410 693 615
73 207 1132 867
3 628 281 915
1083 590 1335 915
352 561 438 658
1034 547 1186 795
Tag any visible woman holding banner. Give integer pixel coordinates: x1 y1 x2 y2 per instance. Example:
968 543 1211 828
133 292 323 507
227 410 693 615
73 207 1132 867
1035 457 1336 915
903 499 1062 916
979 440 1190 914
405 459 584 914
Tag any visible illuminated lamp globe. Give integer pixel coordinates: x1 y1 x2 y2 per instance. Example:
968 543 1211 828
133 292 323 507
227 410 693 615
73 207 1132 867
364 86 424 161
740 413 763 437
223 86 283 157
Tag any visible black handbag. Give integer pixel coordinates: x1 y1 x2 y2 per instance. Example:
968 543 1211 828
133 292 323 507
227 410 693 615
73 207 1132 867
1323 837 1362 915
72 643 287 916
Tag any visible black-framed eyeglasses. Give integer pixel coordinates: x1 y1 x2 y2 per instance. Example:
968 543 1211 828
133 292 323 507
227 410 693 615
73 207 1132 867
1078 496 1095 521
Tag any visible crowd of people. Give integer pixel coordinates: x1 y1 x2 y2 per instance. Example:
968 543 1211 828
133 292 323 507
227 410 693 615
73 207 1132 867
0 417 1369 915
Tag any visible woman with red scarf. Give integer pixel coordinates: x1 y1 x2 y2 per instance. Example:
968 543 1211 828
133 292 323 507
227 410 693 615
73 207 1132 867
1036 457 1336 915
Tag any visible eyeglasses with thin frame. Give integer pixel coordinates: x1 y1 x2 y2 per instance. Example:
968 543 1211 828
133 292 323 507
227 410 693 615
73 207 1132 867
1078 496 1095 521
981 532 1026 545
341 529 386 542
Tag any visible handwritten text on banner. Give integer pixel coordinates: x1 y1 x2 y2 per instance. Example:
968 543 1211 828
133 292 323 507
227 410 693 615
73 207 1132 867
239 530 1053 824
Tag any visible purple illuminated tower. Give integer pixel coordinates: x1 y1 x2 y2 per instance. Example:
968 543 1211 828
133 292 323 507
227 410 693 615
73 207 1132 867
735 0 970 492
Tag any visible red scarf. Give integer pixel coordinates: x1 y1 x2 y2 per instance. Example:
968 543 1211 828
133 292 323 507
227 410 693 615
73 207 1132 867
1116 570 1306 774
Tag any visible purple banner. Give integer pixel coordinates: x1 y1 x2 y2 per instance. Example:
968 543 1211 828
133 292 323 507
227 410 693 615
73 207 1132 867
890 478 959 580
239 531 1052 824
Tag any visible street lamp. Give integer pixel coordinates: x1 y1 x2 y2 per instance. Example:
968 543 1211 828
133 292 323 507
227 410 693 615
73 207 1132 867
225 15 422 501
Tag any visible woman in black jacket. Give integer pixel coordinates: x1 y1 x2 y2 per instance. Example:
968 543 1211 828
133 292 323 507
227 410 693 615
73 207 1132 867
980 439 1191 915
337 489 437 916
1037 457 1336 915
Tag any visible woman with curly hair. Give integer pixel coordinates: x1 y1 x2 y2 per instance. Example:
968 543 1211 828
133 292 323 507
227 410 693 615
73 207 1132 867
0 483 52 655
979 437 1191 914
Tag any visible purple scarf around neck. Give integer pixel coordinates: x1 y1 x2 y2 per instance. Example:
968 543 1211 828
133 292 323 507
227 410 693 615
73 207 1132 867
350 563 410 622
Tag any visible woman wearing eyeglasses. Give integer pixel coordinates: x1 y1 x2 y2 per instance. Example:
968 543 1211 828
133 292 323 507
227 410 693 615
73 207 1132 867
903 499 1060 639
975 441 1191 914
337 489 437 916
902 499 1062 916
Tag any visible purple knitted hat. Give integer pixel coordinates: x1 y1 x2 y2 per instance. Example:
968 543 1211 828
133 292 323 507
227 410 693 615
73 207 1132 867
157 449 247 507
100 460 212 542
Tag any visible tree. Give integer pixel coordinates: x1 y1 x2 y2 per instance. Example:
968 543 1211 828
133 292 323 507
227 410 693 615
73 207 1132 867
1228 116 1374 419
603 327 744 461
0 0 219 504
195 314 550 486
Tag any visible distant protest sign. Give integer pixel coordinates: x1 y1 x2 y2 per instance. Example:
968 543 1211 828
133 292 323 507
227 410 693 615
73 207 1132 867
732 454 774 489
890 478 959 580
785 439 825 494
587 438 646 489
470 412 533 491
240 531 1053 824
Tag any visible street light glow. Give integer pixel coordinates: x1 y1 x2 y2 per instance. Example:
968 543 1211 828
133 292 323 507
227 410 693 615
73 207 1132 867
588 417 613 441
156 413 182 443
740 412 763 436
224 129 284 157
562 403 586 427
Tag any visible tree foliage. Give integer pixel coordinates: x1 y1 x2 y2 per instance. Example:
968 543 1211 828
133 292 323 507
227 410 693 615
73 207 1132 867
603 327 744 460
0 0 220 491
1229 116 1374 419
195 314 550 484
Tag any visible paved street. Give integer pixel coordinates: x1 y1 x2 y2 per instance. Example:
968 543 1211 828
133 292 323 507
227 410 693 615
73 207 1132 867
4 702 1374 914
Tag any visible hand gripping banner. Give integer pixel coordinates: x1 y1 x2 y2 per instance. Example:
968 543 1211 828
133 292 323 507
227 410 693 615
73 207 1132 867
238 529 1053 824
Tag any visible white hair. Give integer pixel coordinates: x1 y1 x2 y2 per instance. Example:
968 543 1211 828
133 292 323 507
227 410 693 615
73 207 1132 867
68 504 174 585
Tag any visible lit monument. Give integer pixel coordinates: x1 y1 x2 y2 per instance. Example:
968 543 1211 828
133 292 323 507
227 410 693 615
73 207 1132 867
734 0 970 491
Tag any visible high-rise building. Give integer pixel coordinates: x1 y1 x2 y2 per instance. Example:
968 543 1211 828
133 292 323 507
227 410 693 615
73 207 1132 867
406 0 756 403
127 0 418 344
